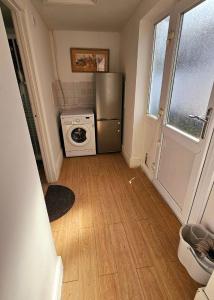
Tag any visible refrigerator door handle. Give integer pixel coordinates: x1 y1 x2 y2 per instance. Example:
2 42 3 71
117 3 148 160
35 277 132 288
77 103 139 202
98 118 120 121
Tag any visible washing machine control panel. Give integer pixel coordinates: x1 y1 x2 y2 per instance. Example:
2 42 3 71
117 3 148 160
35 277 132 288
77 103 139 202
72 118 80 124
72 116 93 125
61 115 94 126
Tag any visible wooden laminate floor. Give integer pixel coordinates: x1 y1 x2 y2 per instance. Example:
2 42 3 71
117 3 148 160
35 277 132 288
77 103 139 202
51 154 199 299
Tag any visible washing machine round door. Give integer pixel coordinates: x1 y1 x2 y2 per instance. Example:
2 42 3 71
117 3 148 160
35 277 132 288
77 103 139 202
67 125 90 146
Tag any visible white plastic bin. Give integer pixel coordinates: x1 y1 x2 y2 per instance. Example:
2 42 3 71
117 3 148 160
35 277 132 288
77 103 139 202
178 224 214 285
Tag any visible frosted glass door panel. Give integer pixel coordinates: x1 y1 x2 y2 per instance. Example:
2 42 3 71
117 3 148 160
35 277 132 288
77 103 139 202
148 17 169 117
168 0 214 138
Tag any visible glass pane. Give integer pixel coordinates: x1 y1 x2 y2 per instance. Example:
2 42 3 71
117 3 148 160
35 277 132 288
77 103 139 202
168 0 214 138
148 16 170 116
71 128 87 143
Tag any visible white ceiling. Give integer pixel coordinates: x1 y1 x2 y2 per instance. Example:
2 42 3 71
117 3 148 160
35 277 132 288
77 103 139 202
31 0 142 31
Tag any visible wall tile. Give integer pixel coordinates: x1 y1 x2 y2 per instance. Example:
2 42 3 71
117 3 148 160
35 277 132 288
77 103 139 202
53 80 95 112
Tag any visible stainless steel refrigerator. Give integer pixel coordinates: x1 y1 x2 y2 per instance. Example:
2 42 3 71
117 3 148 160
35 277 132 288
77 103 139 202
95 73 123 153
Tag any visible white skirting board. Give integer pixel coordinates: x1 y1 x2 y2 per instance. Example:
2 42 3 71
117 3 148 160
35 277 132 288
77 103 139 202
140 162 154 181
55 149 63 181
52 256 63 300
45 148 63 183
122 147 141 168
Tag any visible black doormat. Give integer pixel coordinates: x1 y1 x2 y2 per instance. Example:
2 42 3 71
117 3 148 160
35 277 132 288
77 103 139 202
45 185 75 222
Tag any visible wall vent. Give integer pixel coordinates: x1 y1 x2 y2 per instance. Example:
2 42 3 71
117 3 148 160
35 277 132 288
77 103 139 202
43 0 97 5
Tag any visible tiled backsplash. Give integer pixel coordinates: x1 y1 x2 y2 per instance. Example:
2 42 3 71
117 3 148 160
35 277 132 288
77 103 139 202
53 80 95 112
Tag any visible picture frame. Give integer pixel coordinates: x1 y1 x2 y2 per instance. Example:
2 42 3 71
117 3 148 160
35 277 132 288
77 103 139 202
70 48 109 73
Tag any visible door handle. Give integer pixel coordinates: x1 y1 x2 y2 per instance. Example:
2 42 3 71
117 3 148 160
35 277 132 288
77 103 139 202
188 115 207 122
189 108 213 139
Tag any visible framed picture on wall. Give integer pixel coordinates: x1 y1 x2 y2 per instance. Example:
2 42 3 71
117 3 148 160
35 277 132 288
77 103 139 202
70 48 109 73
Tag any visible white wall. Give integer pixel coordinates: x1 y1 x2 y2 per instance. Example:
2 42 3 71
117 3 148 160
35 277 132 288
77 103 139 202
0 8 61 299
52 30 121 82
120 0 158 166
51 30 121 112
24 0 63 181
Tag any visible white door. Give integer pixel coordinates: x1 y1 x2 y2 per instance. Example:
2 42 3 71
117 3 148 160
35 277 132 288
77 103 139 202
154 0 214 223
201 183 214 233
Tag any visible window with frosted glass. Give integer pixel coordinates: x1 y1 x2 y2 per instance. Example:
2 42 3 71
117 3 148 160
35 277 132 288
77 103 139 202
148 17 170 117
168 0 214 138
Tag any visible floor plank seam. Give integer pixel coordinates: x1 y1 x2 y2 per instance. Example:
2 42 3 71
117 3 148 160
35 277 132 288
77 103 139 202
98 272 118 277
63 279 79 284
119 222 138 268
136 266 154 270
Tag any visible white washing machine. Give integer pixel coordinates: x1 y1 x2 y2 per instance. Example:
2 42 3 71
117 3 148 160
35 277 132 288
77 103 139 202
60 109 96 157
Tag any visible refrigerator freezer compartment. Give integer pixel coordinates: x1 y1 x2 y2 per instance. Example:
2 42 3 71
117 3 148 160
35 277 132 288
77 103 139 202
96 120 121 153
